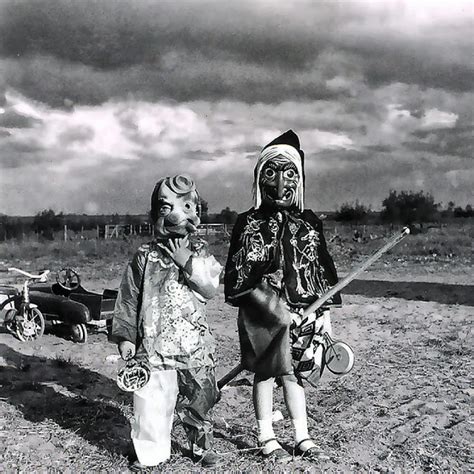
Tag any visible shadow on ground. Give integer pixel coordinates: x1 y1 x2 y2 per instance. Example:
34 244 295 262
0 343 131 456
345 279 474 306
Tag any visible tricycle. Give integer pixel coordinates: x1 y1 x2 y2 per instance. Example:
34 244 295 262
1 267 118 343
0 267 50 341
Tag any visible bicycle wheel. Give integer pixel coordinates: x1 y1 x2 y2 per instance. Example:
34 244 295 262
16 307 45 341
324 340 354 375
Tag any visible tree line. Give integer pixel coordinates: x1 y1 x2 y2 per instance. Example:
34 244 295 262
334 191 473 225
0 190 472 241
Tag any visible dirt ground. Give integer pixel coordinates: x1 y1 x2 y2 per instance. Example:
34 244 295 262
0 256 472 472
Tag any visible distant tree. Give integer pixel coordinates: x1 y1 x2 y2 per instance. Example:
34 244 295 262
335 201 370 224
218 207 238 224
33 209 64 240
0 216 25 240
147 209 153 224
381 190 439 224
453 204 473 218
441 200 456 218
200 199 210 223
111 213 122 224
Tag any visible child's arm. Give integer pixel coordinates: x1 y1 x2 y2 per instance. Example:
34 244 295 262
307 210 342 307
110 248 147 353
163 236 222 300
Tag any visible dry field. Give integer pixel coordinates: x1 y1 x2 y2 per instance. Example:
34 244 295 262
0 222 472 472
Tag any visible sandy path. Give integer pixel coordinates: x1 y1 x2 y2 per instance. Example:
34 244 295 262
0 260 472 471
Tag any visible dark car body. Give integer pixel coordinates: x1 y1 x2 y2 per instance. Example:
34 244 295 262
29 282 117 324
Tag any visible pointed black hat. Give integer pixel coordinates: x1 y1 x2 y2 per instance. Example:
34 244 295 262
262 129 305 161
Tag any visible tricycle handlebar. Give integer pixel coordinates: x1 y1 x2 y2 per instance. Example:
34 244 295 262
8 268 50 282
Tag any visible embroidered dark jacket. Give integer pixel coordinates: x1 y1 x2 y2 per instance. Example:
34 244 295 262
224 207 341 308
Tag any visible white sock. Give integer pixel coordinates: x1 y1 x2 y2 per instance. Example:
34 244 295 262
291 417 313 446
257 419 281 454
257 418 275 442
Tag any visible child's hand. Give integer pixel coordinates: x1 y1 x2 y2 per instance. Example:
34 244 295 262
163 236 193 268
250 281 292 327
118 341 136 361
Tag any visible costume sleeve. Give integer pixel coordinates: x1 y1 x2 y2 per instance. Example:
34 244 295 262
110 248 147 344
224 213 251 304
184 254 222 301
310 211 342 306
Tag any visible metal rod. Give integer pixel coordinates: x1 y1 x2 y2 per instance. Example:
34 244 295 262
218 226 410 389
302 226 410 316
217 363 244 389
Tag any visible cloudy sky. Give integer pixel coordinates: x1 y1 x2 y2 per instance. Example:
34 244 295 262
0 0 472 215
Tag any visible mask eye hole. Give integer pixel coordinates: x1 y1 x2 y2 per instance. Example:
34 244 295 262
263 168 276 179
159 205 171 216
184 201 194 211
284 169 297 179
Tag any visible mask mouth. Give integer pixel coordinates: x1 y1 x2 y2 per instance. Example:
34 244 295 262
185 221 198 233
263 187 295 206
163 219 198 235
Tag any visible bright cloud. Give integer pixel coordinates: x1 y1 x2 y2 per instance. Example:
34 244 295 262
421 109 458 130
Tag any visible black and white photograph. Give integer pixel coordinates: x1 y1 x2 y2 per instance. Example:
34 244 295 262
0 0 472 472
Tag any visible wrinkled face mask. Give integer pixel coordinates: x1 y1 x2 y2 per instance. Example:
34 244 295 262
151 175 200 238
259 156 300 209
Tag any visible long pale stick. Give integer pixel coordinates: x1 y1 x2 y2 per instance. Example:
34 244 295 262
302 226 410 316
218 226 410 389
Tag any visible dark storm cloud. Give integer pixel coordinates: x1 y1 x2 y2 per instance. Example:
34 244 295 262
0 109 41 128
405 125 474 159
364 145 396 153
0 140 46 169
337 23 474 93
0 0 325 70
1 0 472 106
1 53 341 107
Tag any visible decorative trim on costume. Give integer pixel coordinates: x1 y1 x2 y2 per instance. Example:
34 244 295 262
232 215 279 289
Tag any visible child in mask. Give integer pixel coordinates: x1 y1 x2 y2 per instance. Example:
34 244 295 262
111 175 222 470
225 131 341 462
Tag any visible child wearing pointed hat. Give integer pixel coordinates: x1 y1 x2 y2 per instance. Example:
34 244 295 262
224 130 341 461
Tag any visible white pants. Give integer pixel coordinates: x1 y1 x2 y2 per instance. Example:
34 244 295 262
132 370 179 466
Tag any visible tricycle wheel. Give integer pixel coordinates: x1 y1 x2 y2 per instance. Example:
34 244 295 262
16 307 45 341
71 323 88 343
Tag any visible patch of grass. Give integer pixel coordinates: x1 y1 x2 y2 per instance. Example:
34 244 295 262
0 236 149 261
1 222 472 264
52 355 75 369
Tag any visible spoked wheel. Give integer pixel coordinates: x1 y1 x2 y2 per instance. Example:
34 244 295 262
71 323 88 343
15 307 45 341
323 339 354 375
